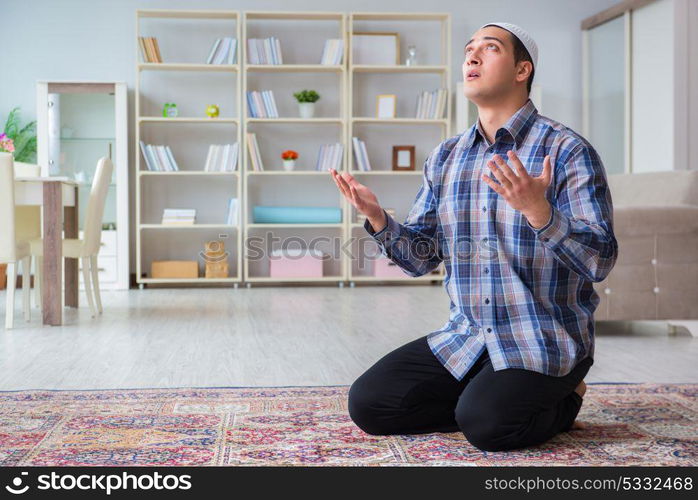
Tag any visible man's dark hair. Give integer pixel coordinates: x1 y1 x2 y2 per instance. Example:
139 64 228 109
510 33 534 95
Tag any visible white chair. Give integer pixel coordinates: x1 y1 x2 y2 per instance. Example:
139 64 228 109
13 162 42 308
31 157 113 318
1 153 32 329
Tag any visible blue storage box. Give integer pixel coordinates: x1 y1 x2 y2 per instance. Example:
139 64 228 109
252 206 342 224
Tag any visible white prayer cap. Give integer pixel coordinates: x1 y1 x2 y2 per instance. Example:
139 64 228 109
479 22 538 70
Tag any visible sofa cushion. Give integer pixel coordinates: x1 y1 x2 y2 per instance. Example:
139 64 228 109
611 205 698 237
607 170 698 207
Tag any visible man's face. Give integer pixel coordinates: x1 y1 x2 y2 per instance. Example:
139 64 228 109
462 26 526 103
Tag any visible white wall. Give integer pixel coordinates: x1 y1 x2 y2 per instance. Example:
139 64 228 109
1 0 619 275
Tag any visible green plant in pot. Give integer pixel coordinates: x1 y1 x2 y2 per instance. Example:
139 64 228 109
293 90 320 119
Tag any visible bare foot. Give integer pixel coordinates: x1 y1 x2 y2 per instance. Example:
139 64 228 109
570 420 587 430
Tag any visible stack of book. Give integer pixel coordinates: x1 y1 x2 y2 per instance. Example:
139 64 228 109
162 209 196 225
356 208 396 224
204 143 239 172
315 143 344 171
207 37 237 64
320 39 344 65
246 133 265 171
225 198 239 226
246 90 279 118
247 37 283 64
415 88 448 119
138 36 163 63
351 137 372 171
139 141 180 171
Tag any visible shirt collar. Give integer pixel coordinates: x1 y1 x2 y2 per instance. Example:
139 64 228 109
462 99 538 149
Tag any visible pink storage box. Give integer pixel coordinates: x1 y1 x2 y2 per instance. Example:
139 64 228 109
270 248 325 278
373 257 408 278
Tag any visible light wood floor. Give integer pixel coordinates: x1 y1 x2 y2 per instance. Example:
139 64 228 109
0 287 695 390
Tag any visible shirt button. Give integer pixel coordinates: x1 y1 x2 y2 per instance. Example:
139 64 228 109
484 268 489 274
482 206 487 212
486 328 492 333
484 298 490 304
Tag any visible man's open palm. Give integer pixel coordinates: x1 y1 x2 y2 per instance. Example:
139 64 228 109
482 150 553 228
330 169 382 221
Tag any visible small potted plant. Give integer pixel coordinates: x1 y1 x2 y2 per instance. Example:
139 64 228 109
293 90 320 119
281 150 298 171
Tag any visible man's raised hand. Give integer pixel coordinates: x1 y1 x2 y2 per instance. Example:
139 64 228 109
330 169 387 232
482 150 553 229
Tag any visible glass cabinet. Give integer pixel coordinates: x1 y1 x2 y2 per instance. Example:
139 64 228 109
36 81 129 290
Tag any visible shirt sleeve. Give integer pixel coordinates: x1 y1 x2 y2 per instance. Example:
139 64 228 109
364 148 443 277
526 142 618 282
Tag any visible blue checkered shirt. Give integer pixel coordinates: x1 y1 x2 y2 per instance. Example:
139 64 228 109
365 99 618 380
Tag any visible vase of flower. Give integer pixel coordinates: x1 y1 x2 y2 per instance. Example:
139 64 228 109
281 150 298 171
293 90 320 119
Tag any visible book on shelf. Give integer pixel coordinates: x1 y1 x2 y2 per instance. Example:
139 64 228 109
204 143 239 172
247 37 283 65
138 37 163 63
206 37 237 65
320 39 344 65
415 88 448 119
245 132 265 171
351 137 372 171
246 90 278 118
226 198 239 225
315 143 344 171
139 141 180 171
162 208 196 225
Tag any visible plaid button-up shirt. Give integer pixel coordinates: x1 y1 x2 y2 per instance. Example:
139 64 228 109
365 99 618 380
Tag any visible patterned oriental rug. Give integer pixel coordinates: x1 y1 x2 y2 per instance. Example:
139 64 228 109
0 383 695 466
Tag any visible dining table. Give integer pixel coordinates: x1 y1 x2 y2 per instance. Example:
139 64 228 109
14 177 79 326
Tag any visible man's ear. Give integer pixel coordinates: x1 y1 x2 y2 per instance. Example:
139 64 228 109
515 61 532 83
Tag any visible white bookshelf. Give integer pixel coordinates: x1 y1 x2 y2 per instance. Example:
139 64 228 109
134 10 452 287
347 12 450 285
242 11 348 285
135 9 243 287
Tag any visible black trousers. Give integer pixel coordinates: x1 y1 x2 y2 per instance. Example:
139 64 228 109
348 336 593 452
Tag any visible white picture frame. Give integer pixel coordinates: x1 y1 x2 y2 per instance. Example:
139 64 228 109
352 32 400 65
376 94 397 119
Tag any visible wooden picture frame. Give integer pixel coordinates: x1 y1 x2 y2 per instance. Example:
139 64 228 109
352 32 400 65
376 94 397 118
392 145 415 171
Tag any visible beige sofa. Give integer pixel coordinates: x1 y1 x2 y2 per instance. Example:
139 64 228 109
593 170 698 336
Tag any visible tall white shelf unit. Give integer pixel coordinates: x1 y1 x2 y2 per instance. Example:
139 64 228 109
134 10 452 287
347 12 450 285
135 9 243 287
242 12 348 285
